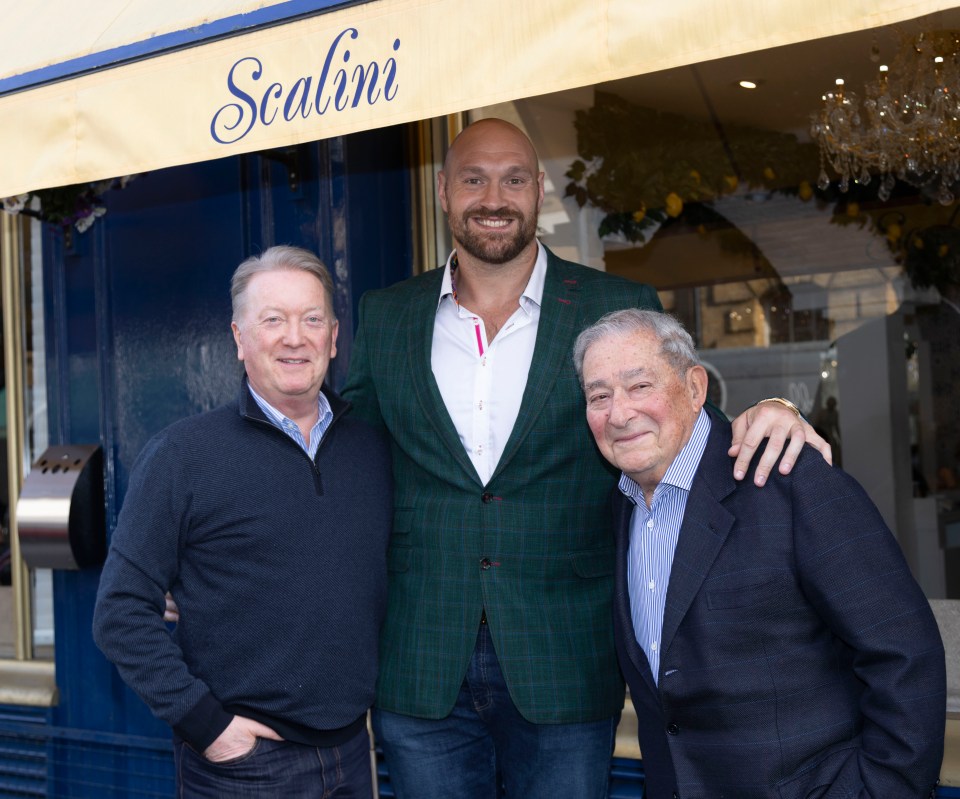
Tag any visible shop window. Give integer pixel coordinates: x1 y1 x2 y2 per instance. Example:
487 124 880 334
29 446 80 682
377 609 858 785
469 17 960 604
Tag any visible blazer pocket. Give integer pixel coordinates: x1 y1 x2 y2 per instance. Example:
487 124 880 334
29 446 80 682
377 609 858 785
387 545 411 573
776 740 861 799
570 548 615 579
393 507 414 535
706 575 790 610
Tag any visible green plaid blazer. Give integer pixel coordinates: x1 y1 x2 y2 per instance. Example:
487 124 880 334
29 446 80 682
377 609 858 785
342 248 662 723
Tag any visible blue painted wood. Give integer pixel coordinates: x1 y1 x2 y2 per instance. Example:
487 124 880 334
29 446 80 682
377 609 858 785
26 128 413 795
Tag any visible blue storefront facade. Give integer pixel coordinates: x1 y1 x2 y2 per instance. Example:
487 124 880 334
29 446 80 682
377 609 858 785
0 127 412 796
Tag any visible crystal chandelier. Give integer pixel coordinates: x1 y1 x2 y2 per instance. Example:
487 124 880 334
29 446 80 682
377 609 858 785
810 30 960 205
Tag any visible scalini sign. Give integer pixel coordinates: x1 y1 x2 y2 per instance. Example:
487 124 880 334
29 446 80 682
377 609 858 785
210 27 401 145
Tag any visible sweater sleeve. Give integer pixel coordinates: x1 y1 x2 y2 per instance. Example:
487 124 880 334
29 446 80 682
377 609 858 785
92 433 233 751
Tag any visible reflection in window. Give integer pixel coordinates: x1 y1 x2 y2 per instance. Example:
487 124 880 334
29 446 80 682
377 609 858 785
24 215 52 658
471 28 960 599
0 213 53 660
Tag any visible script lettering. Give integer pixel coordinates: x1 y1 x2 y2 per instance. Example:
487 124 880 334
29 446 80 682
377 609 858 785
210 28 400 145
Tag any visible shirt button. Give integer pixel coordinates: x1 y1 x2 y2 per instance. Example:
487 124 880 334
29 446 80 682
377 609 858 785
651 641 658 651
647 519 654 529
648 580 655 590
667 722 680 736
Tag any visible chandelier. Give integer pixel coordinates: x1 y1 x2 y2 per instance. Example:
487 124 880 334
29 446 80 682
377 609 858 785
811 30 960 205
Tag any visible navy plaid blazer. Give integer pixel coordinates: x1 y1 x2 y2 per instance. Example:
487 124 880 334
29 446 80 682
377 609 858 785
615 411 946 799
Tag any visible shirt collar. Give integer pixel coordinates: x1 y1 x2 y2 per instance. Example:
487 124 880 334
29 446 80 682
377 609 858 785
437 240 548 312
617 407 712 504
246 383 333 431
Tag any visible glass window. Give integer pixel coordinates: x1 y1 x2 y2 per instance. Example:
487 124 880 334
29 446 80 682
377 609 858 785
469 8 960 601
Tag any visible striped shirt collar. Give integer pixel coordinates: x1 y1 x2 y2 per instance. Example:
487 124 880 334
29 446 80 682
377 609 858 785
437 240 548 312
246 383 333 459
618 407 712 504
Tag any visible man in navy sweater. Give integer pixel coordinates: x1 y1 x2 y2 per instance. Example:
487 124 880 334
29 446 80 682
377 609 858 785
93 245 392 798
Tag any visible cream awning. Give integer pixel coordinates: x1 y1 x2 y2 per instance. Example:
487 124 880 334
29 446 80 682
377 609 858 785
1 0 958 197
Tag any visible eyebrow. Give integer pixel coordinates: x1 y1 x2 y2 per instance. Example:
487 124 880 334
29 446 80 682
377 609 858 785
257 305 325 316
458 164 534 178
583 366 649 392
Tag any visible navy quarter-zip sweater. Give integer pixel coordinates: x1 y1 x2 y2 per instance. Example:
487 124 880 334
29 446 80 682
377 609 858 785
93 379 392 751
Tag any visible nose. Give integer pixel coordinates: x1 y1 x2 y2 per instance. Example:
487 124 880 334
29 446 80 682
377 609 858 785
282 320 304 346
478 180 506 210
607 391 635 428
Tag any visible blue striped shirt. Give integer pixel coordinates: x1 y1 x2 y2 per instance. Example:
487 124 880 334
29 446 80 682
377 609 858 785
618 408 711 684
247 385 333 460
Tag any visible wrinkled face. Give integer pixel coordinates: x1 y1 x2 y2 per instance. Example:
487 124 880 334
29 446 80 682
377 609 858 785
231 269 338 415
582 329 706 494
438 120 544 265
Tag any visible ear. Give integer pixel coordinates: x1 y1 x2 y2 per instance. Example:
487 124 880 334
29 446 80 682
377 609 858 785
231 321 244 361
687 365 708 412
536 170 545 212
437 171 449 214
330 319 339 359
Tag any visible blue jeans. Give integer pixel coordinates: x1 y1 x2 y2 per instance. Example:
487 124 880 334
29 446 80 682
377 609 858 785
373 624 618 799
174 723 373 798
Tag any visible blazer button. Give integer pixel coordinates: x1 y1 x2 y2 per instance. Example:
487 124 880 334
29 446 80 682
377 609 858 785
666 722 680 735
480 558 492 570
481 492 493 503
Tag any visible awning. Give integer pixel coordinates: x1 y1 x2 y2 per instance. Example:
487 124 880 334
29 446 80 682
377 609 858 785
1 0 957 198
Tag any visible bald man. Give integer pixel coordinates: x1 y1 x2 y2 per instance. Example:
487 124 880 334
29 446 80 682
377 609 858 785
342 118 830 798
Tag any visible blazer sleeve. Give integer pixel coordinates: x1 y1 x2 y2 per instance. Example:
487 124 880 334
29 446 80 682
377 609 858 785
637 282 664 313
340 291 386 432
791 453 945 797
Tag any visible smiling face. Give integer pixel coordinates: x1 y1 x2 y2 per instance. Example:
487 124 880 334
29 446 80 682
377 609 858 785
582 328 707 498
231 268 338 418
437 119 544 266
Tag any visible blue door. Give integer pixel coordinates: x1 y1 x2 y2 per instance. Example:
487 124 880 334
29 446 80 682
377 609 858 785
0 126 412 797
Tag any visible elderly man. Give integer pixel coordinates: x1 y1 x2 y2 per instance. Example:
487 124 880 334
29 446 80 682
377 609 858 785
342 117 833 799
93 245 391 797
574 308 945 799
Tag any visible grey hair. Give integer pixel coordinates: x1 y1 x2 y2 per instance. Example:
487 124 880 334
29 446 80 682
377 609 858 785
231 245 336 323
573 308 701 386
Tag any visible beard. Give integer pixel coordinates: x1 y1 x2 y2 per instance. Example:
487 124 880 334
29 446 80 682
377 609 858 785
449 207 538 264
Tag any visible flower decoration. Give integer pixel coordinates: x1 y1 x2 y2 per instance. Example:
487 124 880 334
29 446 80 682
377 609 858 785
664 193 684 218
1 175 139 233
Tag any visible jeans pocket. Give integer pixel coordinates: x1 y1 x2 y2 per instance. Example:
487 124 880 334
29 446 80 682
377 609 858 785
177 737 289 796
200 736 264 768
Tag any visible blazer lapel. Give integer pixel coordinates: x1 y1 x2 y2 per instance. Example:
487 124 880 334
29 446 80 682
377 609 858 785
404 269 483 485
490 250 581 482
659 418 737 658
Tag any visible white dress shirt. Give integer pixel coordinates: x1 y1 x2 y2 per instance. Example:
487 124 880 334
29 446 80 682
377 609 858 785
431 242 548 485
